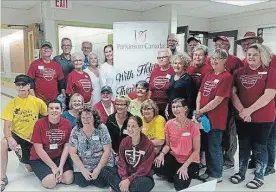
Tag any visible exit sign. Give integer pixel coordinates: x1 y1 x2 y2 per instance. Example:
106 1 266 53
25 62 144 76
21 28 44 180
51 0 72 10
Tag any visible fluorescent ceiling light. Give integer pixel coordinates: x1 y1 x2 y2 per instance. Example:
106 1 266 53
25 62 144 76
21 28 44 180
211 0 269 6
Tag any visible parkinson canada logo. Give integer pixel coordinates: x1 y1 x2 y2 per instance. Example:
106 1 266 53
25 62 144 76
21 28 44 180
134 30 147 42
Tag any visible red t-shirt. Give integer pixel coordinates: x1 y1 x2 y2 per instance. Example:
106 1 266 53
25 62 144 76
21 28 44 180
233 65 276 122
200 71 233 130
225 55 243 74
94 101 116 124
27 59 64 104
66 71 93 103
186 64 213 89
30 117 71 160
149 65 174 112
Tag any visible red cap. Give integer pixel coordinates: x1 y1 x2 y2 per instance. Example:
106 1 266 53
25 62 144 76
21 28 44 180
213 36 230 44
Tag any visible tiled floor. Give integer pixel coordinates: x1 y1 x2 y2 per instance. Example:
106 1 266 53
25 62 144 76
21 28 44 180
1 93 275 191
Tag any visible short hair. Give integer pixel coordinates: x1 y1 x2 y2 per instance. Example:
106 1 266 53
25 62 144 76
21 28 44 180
76 105 101 129
104 44 113 62
171 98 188 108
88 52 99 67
140 99 159 116
48 99 62 108
128 115 143 128
167 33 178 42
72 52 85 62
61 37 72 46
68 93 84 109
210 48 228 60
172 53 192 68
82 41 92 48
194 44 208 56
136 80 149 92
248 43 272 67
157 48 172 57
115 95 131 107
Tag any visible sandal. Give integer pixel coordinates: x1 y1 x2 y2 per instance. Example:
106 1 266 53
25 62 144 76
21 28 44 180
246 178 264 189
230 173 245 184
1 176 8 192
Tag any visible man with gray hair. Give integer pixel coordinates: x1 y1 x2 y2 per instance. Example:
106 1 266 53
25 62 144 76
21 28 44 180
81 41 93 69
167 33 179 56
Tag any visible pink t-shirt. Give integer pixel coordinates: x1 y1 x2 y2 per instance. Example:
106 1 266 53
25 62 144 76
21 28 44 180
165 119 200 164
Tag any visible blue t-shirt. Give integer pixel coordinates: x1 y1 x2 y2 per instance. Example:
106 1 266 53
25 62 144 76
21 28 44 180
62 111 77 129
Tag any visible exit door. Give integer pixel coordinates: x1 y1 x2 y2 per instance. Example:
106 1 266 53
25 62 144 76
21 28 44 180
207 30 238 56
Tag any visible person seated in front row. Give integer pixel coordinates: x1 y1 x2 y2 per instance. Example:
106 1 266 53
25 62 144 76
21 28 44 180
141 99 166 154
94 86 116 124
1 74 47 192
69 105 114 188
62 93 84 129
101 116 155 192
154 98 200 191
29 100 73 189
106 95 132 158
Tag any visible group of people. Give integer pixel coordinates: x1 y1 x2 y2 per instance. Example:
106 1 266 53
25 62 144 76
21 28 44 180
1 31 276 192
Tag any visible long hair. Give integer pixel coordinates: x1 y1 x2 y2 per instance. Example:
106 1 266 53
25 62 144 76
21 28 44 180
76 105 102 129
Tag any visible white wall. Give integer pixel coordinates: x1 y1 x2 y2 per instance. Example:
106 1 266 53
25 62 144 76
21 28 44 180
1 8 29 25
209 8 276 58
178 15 209 31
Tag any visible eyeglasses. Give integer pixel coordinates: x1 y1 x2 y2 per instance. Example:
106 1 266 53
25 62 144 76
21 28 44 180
157 56 169 60
167 40 177 43
115 103 127 107
74 59 83 62
62 44 72 47
15 82 27 87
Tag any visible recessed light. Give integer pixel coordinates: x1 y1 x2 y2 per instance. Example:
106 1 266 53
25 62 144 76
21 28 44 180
210 0 269 6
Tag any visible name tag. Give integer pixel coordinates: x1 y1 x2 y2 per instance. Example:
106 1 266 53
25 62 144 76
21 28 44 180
214 79 219 83
92 136 99 140
49 144 58 150
166 74 171 79
258 72 267 75
182 132 191 137
38 65 44 70
123 129 128 135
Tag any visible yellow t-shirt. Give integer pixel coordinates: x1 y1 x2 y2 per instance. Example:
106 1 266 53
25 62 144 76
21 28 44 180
1 95 47 141
142 115 166 140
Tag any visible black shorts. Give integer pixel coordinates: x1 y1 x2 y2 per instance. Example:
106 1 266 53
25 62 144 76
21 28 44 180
30 157 73 181
8 132 32 164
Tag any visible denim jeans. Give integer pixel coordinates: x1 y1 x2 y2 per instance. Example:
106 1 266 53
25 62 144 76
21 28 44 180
236 120 272 180
205 129 223 178
101 166 155 192
267 119 276 168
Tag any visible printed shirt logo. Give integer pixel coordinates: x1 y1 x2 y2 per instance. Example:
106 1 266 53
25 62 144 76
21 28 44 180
153 76 169 89
203 80 218 96
78 79 92 92
125 147 145 168
42 68 56 81
46 129 65 144
240 74 262 89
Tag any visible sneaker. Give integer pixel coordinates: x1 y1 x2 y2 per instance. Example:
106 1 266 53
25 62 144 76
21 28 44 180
206 176 223 183
265 167 276 176
223 164 234 171
198 173 222 183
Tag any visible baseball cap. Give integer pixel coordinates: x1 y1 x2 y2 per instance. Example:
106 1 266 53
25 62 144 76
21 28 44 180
213 36 230 44
14 74 31 84
101 86 112 93
41 41 53 48
187 37 201 44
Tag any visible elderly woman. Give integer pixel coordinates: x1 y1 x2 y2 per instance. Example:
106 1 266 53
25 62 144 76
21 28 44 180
230 44 276 189
141 99 166 153
29 100 73 189
63 93 84 129
154 98 200 191
186 45 213 88
69 105 114 188
166 53 197 119
128 80 150 117
83 52 101 105
196 49 233 183
101 116 155 192
106 96 132 155
149 48 174 117
66 52 93 104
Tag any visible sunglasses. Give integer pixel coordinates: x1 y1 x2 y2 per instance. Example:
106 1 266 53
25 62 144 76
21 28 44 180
15 82 28 87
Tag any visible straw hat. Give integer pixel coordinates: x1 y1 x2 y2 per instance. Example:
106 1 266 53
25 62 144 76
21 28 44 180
236 31 263 45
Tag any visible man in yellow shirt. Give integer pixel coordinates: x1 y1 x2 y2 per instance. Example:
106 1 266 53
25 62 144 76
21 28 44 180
1 74 47 191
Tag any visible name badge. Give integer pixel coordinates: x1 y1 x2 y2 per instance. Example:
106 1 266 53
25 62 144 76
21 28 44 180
182 132 191 137
258 72 267 75
38 65 44 70
166 74 171 79
214 79 219 83
49 143 58 150
92 136 99 140
123 129 128 135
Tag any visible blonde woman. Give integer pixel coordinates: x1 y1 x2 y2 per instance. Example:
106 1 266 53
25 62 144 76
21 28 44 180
84 53 101 105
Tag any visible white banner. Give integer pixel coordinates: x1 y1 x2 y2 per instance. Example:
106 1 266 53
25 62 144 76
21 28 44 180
113 21 169 96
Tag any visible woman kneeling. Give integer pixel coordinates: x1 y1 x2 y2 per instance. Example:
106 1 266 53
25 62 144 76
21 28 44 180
102 116 155 192
154 98 200 191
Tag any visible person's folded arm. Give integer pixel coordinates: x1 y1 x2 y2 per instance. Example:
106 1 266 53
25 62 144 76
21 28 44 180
69 145 86 171
199 96 224 114
59 143 69 168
